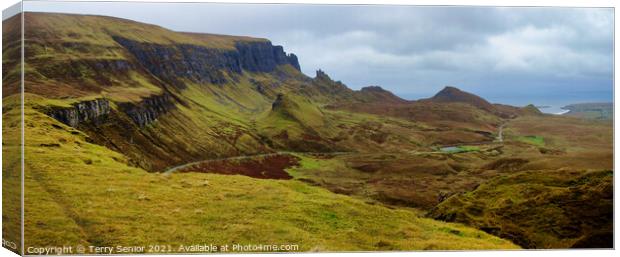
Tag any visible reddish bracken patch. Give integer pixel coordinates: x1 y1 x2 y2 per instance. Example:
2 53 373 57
177 154 299 180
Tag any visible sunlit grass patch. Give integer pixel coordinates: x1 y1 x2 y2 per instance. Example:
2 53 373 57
517 135 545 147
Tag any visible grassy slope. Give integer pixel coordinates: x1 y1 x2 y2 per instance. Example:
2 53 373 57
505 115 612 154
516 136 545 147
499 115 612 173
18 12 267 101
331 100 503 145
2 96 22 253
285 113 613 249
24 12 267 49
287 150 500 210
428 169 612 249
427 115 613 248
15 13 355 170
256 93 330 150
17 101 517 251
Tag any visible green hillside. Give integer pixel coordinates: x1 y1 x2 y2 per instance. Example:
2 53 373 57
428 169 612 248
11 99 517 251
1 12 612 252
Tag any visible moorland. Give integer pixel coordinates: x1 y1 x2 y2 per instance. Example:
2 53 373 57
1 12 613 253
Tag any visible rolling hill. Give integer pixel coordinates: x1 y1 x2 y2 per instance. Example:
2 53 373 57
425 86 496 112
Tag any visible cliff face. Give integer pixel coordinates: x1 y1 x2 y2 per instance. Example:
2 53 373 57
235 42 300 72
28 16 305 171
118 93 176 127
114 36 300 86
48 99 111 127
48 94 176 129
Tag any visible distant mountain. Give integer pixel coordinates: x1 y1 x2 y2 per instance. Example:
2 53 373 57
425 86 496 112
562 102 613 120
354 86 409 104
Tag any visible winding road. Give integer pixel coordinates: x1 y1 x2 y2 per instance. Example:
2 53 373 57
496 123 505 143
164 122 509 173
163 153 284 174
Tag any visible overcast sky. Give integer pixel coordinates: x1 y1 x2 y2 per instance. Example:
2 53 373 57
25 1 613 105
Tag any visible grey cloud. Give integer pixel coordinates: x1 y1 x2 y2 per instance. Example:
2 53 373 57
24 1 613 105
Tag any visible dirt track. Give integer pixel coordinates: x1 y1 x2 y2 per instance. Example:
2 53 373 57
165 153 300 179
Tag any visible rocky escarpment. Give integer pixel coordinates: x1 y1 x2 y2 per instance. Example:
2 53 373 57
47 94 175 128
117 93 176 127
113 36 300 86
235 42 300 72
48 98 111 127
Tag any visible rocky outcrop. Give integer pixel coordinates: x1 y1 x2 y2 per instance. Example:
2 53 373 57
235 42 300 72
314 69 332 81
48 98 111 127
47 94 174 128
113 36 300 86
272 93 286 110
311 69 353 98
118 93 176 127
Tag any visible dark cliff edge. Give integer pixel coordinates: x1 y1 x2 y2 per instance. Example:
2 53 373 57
113 36 300 87
47 93 176 128
235 41 300 72
48 98 111 127
46 93 180 171
117 93 177 127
